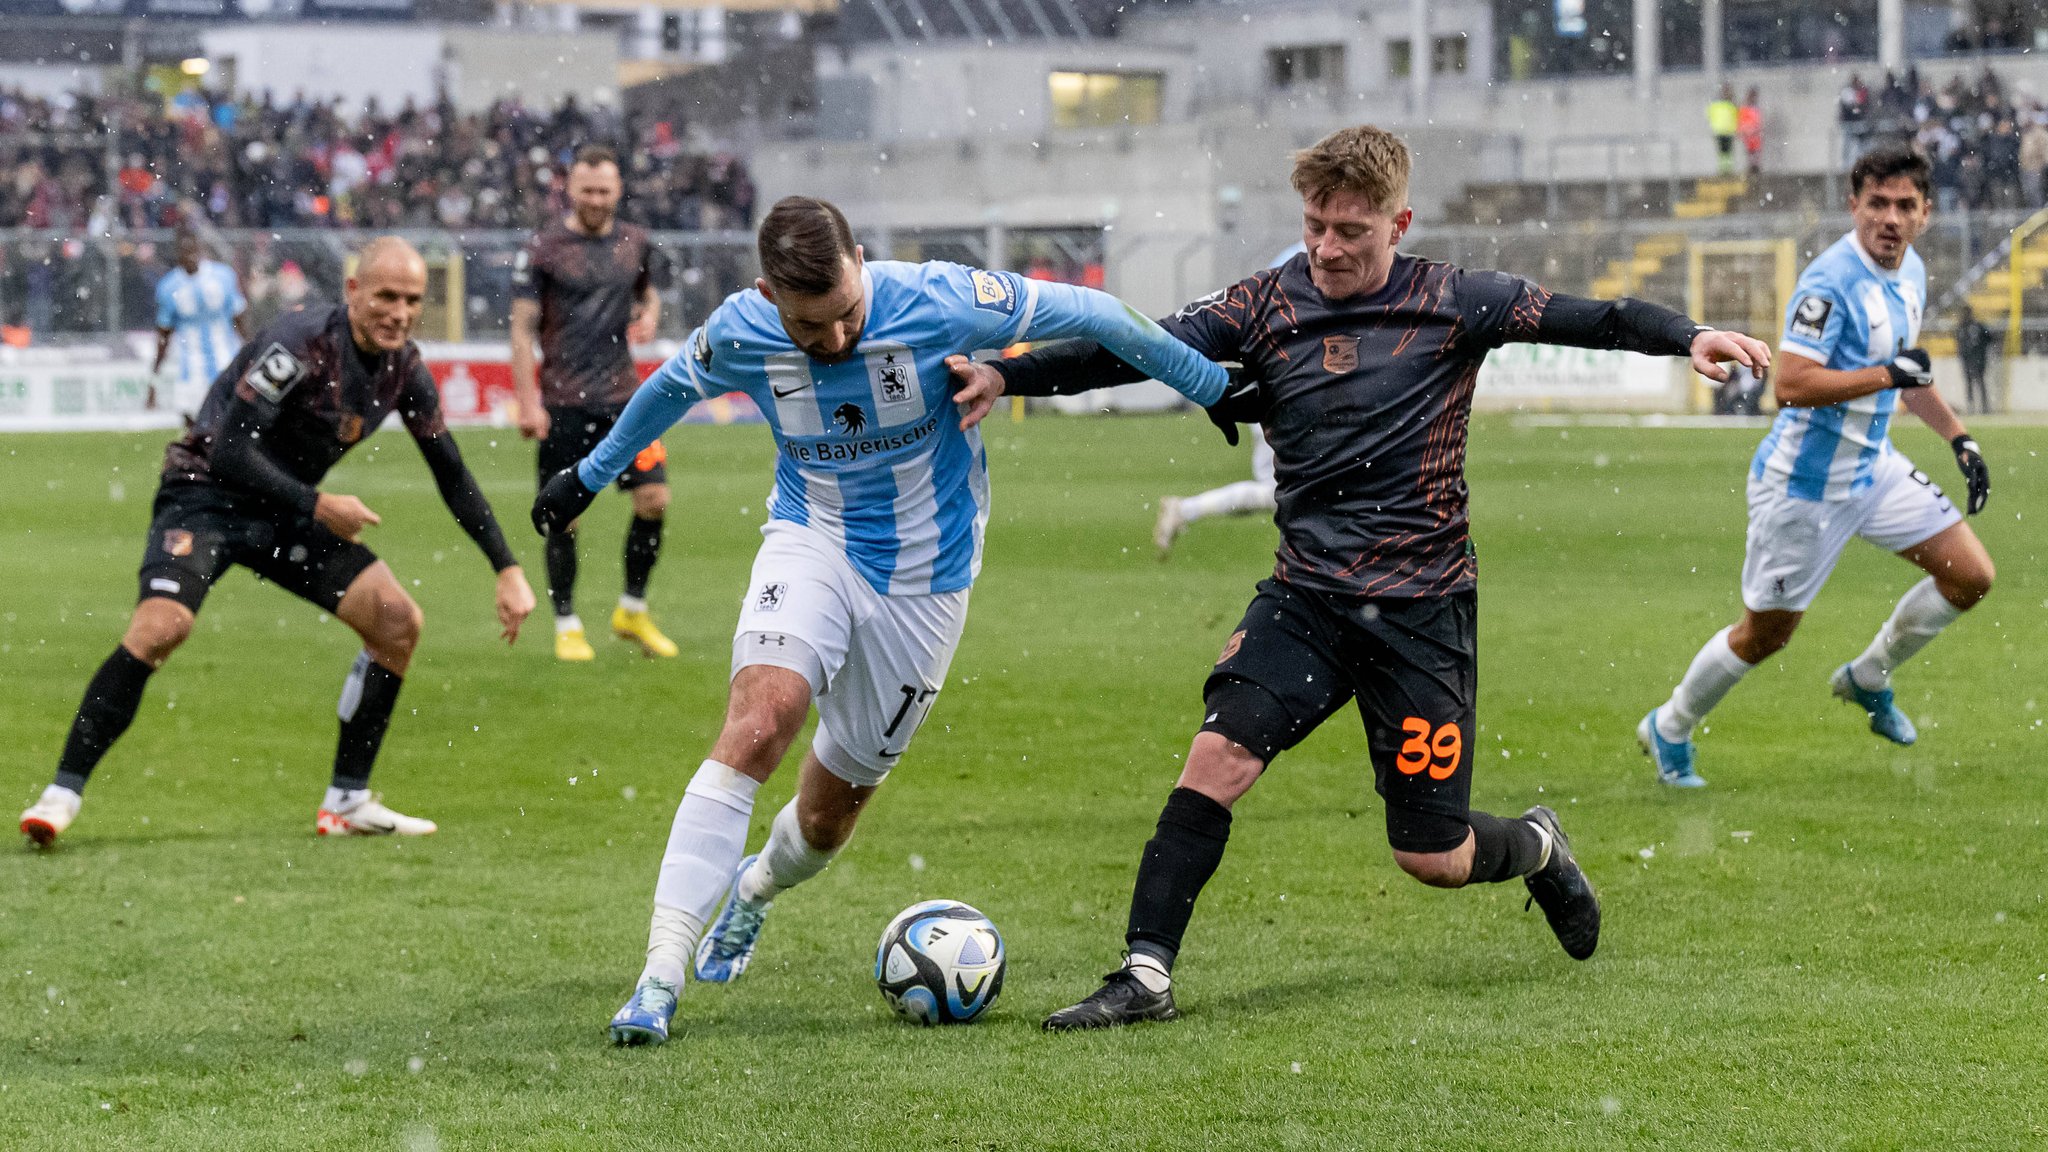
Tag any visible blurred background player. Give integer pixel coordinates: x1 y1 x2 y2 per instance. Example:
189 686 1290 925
511 144 677 663
1640 146 1995 788
19 237 536 847
150 228 249 423
1152 243 1298 557
530 195 1230 1047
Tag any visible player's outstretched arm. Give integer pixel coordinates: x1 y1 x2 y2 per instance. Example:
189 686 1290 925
1517 290 1771 382
1022 281 1228 407
1772 347 1933 407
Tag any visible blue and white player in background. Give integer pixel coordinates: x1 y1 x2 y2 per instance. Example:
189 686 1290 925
1151 243 1300 557
530 196 1236 1044
1641 146 1995 787
151 229 249 422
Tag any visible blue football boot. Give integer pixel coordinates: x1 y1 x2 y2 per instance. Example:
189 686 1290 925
1831 664 1918 745
694 853 771 984
608 977 679 1046
1637 708 1707 788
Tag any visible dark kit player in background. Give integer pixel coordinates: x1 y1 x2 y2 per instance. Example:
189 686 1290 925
19 237 536 847
511 143 679 663
950 125 1771 1028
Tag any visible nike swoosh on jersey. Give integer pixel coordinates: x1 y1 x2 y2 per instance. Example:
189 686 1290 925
772 382 811 398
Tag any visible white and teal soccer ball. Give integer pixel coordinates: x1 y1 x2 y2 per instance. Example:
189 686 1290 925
874 900 1005 1025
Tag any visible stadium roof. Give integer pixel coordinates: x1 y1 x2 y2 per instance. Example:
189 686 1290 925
833 0 1195 43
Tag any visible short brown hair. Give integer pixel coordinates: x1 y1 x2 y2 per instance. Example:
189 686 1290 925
1850 144 1932 201
1291 125 1411 214
758 196 858 296
572 144 618 170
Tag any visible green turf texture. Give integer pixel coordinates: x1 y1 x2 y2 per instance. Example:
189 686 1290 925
2 414 2044 1150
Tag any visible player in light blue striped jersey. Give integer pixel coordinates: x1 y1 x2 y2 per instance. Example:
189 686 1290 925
1642 146 1995 787
531 196 1234 1044
151 230 249 422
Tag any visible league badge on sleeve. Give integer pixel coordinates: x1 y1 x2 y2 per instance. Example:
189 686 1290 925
1789 295 1833 343
243 343 306 402
969 270 1018 315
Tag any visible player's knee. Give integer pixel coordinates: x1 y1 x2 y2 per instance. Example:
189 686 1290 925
1393 849 1467 889
1943 556 1994 607
724 672 811 749
632 486 670 519
1730 615 1796 662
124 603 192 666
1178 731 1265 808
373 592 424 656
796 803 858 852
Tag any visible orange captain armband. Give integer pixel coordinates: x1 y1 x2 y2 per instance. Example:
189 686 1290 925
633 440 668 472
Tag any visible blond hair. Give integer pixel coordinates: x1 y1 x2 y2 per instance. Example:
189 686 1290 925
1291 126 1411 214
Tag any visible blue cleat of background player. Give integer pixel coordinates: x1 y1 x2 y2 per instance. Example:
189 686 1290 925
609 977 679 1046
1637 708 1707 788
1830 663 1918 745
694 853 771 983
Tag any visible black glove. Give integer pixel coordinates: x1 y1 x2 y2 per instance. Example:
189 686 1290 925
1951 434 1990 515
1203 366 1266 447
1885 347 1934 390
532 466 600 537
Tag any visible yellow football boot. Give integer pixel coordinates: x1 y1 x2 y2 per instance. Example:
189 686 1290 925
612 607 679 658
555 624 597 662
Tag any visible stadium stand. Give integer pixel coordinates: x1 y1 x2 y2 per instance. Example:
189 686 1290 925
0 87 756 232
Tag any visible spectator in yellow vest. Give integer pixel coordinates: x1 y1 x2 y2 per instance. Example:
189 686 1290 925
1709 84 1740 176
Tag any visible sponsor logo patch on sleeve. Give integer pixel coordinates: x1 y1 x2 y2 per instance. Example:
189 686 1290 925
243 343 307 402
969 269 1018 315
1788 294 1833 343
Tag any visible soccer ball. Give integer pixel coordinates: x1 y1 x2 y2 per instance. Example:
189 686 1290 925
874 899 1005 1025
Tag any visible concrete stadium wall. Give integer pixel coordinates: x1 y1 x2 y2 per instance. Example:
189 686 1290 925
193 26 619 114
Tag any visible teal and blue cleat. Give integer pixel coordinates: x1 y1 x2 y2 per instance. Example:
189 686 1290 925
1831 664 1918 745
1637 708 1707 788
694 853 772 984
609 977 679 1046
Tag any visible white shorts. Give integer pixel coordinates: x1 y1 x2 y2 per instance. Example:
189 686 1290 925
731 522 970 788
1741 449 1960 612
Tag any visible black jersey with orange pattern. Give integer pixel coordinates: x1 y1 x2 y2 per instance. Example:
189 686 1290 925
995 252 1702 599
159 302 517 571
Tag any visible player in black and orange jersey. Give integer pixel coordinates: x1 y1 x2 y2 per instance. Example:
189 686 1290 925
510 144 677 662
950 125 1772 1029
18 237 536 847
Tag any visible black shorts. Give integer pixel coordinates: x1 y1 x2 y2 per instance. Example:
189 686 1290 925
539 406 667 490
1201 579 1478 854
137 481 379 614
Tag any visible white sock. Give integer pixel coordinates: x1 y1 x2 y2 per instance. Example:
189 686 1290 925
1528 820 1554 872
618 595 648 614
40 783 81 810
1850 578 1964 691
1657 626 1755 742
555 613 584 634
1180 480 1275 522
1123 952 1171 993
322 786 369 812
640 760 761 987
737 798 838 904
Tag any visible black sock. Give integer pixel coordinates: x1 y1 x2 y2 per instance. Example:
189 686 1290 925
1124 786 1234 971
53 646 156 793
333 651 404 791
1466 811 1546 884
544 529 578 617
623 515 664 600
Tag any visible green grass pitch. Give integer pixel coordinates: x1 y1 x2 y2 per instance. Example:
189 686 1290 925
2 413 2044 1149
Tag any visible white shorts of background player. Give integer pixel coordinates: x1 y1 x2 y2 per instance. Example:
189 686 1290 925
1741 448 1960 613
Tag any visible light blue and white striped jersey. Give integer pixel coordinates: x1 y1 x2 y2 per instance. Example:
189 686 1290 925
1752 232 1925 501
580 260 1228 596
156 260 246 399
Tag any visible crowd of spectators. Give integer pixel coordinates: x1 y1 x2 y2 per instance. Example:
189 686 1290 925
1842 65 2048 212
0 85 757 232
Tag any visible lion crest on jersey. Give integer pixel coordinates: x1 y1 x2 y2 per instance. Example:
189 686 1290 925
833 402 868 436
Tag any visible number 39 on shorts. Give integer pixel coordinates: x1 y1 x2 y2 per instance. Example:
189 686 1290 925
1396 717 1462 780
